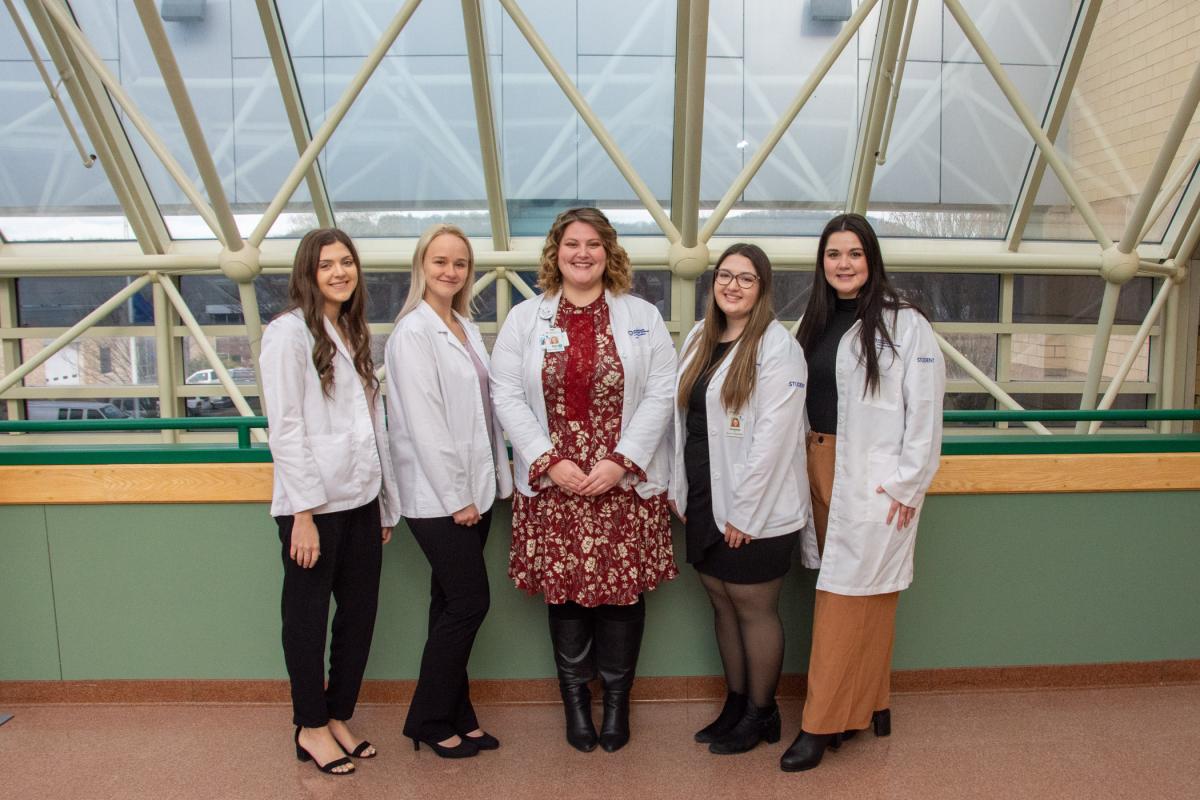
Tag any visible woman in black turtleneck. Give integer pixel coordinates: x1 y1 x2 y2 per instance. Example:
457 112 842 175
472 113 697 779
781 214 945 773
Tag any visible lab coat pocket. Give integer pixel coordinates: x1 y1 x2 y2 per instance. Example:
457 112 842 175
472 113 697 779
307 432 352 498
864 450 901 523
862 350 902 411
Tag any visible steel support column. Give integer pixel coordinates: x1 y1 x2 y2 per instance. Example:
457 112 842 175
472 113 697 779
254 0 335 229
847 0 909 213
1006 0 1102 250
699 0 882 242
461 0 510 251
133 0 243 251
25 0 169 254
943 0 1112 249
677 0 710 247
38 0 224 239
498 0 680 243
249 0 425 246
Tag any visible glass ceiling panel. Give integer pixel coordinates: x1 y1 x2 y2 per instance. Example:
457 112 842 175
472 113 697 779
864 0 1078 239
278 0 493 238
706 0 864 238
495 0 676 236
0 2 132 242
1022 1 1200 245
73 0 317 241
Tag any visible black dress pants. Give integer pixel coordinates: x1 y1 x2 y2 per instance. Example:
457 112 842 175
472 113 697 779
403 509 493 742
277 499 382 728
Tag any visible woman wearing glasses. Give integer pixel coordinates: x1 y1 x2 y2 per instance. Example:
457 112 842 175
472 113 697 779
385 224 512 758
780 214 944 772
492 207 677 754
670 243 810 755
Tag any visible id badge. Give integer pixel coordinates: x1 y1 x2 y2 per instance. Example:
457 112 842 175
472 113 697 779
726 414 745 437
540 327 569 352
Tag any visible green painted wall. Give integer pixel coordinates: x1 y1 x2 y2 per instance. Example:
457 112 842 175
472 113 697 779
2 492 1198 682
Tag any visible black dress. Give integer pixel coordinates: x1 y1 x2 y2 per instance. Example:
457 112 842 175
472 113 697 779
685 341 798 584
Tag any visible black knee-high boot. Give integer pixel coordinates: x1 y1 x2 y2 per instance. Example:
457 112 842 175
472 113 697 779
548 614 598 752
594 613 645 753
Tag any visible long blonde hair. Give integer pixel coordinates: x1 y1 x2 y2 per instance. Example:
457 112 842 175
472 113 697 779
537 207 632 295
396 224 476 321
677 243 776 414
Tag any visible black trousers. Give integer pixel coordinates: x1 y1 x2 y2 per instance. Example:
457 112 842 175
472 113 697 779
277 499 382 728
403 509 493 742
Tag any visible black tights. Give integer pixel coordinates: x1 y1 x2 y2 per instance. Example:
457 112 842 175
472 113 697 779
697 573 785 709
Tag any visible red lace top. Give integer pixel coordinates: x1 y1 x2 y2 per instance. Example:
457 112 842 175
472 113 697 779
508 295 677 606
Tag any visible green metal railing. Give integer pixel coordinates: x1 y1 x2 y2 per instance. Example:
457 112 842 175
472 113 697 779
0 410 1197 465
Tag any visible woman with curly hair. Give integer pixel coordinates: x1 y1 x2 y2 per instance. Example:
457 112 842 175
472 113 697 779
492 207 678 754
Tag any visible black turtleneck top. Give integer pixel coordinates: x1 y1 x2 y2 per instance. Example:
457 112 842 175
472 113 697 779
804 297 858 435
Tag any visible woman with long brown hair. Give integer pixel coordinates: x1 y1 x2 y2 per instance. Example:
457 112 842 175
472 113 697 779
780 213 944 772
491 207 677 754
260 228 400 776
670 243 809 755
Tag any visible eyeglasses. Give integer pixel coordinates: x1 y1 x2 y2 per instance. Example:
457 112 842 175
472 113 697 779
714 269 760 289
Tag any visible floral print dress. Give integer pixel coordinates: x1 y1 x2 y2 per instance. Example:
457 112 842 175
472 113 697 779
509 295 677 606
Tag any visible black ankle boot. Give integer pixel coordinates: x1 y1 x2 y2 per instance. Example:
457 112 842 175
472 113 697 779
595 616 644 753
779 730 839 772
708 702 781 754
694 691 748 743
548 617 598 752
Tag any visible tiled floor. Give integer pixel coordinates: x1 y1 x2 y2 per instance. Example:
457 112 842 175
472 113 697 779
3 684 1199 799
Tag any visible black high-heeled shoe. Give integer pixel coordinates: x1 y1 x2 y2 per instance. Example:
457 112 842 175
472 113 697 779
410 735 480 759
294 726 355 775
839 708 892 743
463 730 500 750
779 730 841 772
338 739 377 758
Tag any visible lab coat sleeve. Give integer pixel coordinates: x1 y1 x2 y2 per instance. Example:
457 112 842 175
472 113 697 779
880 315 945 508
613 313 677 472
725 337 807 538
259 321 328 513
491 310 554 467
386 326 473 513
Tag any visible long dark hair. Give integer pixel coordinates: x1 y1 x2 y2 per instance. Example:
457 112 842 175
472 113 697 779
795 213 924 396
678 243 776 413
284 228 378 398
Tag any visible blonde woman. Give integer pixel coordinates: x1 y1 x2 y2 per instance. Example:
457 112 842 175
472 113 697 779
385 224 512 758
670 243 809 755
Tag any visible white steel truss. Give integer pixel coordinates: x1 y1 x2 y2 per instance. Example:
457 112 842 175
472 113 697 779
0 0 1197 438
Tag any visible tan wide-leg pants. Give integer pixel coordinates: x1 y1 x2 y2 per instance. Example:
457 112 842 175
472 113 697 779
802 432 899 734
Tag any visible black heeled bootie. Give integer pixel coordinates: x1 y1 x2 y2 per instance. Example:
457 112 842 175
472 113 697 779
779 730 840 772
694 691 748 743
595 616 645 753
708 702 781 755
548 616 598 752
872 708 891 737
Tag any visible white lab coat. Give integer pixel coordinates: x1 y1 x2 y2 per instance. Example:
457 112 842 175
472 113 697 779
669 320 810 539
491 290 677 498
803 307 945 595
259 309 401 526
384 301 513 518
